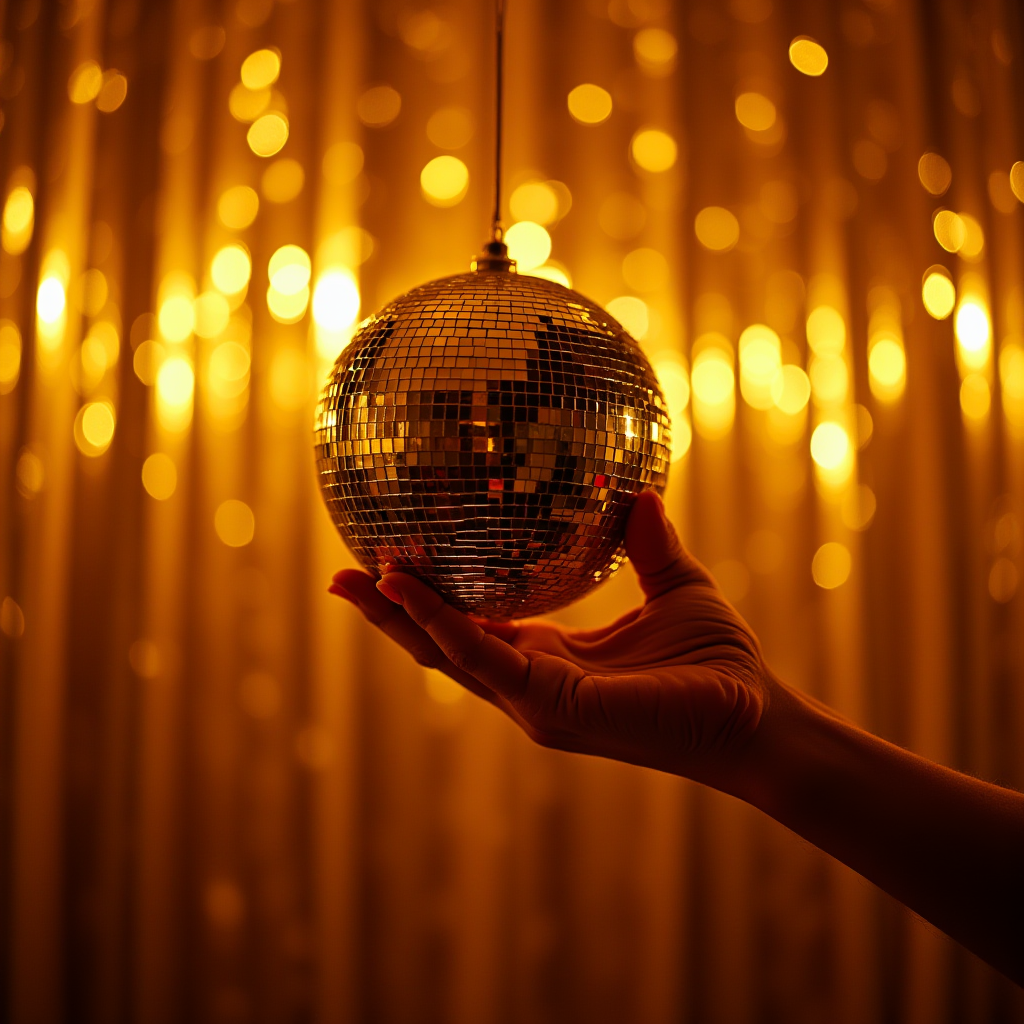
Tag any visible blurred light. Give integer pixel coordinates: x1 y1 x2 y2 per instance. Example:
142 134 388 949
841 484 877 531
734 92 776 132
1000 344 1024 420
810 421 849 469
922 267 955 319
510 181 559 225
691 345 735 439
211 244 252 295
68 60 103 103
567 83 612 124
525 263 572 288
652 354 690 421
918 153 952 195
738 324 782 410
0 598 25 639
261 158 304 203
1011 162 1024 203
933 209 965 252
268 244 311 294
215 499 255 547
142 453 177 500
420 155 469 207
247 113 289 157
15 447 44 498
958 214 984 259
988 171 1018 214
74 401 115 456
606 296 649 339
317 227 375 269
76 268 108 317
217 186 259 229
0 320 22 394
96 71 128 113
806 305 845 355
960 373 990 420
504 221 551 272
79 322 119 390
240 48 281 89
633 28 677 75
156 356 195 431
955 299 991 368
398 8 447 51
322 141 364 186
189 25 225 60
868 338 906 400
789 36 828 76
812 542 851 589
269 348 309 411
631 129 677 172
37 277 66 324
356 85 401 127
133 340 165 385
426 106 474 149
809 355 848 405
312 269 360 333
622 247 669 293
2 186 34 254
267 284 310 324
158 295 195 341
209 341 251 398
771 364 811 414
988 558 1019 603
694 206 739 251
229 83 271 122
760 180 798 223
194 291 231 338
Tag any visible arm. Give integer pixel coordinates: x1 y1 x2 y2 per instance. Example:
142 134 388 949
330 492 1024 984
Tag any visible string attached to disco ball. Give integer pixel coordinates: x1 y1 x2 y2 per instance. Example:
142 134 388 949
314 0 672 620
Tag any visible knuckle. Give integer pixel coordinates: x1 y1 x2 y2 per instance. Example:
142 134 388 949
411 646 443 670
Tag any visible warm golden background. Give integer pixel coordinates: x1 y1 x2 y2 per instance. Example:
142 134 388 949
1 0 1023 1020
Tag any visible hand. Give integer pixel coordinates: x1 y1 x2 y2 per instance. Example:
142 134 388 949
329 492 775 792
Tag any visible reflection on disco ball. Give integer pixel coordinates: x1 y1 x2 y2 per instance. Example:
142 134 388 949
315 266 671 620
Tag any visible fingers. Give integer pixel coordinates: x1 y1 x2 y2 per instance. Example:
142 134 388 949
626 491 711 599
376 572 531 700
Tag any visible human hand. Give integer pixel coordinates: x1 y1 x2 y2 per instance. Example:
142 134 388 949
329 492 777 792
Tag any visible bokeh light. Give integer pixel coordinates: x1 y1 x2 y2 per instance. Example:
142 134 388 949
1010 161 1024 203
240 48 281 89
605 296 649 340
142 453 177 500
567 84 612 124
510 181 559 225
810 421 850 470
691 342 735 439
806 306 846 355
524 262 572 288
156 355 195 431
0 321 21 394
247 113 289 157
921 267 955 319
633 29 677 75
734 92 776 132
261 158 304 203
36 276 66 325
789 37 828 76
356 85 401 127
268 245 311 295
954 299 991 369
217 186 259 229
918 152 952 195
420 155 469 207
738 324 782 410
96 71 128 112
622 248 669 293
2 186 34 255
68 60 103 103
194 291 231 338
631 129 677 172
211 244 252 295
694 206 739 251
812 542 852 589
809 354 848 405
932 209 965 252
208 341 251 398
504 221 551 272
215 499 255 547
960 373 990 421
229 83 271 122
868 338 906 400
322 141 364 185
74 401 116 457
426 106 474 149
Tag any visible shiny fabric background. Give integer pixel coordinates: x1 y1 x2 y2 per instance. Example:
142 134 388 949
1 0 1023 1022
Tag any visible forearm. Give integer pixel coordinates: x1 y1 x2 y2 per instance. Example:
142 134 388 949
733 679 1024 984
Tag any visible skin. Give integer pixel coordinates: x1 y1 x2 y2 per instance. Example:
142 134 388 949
330 491 1024 985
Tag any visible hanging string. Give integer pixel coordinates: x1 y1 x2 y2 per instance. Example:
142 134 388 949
492 0 506 242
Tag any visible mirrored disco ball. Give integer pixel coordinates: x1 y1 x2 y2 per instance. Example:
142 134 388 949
314 266 671 620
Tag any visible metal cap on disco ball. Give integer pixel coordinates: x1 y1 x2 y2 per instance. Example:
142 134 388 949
313 0 671 620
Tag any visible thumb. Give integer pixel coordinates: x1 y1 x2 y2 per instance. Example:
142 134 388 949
625 491 708 598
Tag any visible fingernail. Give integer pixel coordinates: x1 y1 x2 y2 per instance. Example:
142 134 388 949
328 583 355 602
376 578 404 605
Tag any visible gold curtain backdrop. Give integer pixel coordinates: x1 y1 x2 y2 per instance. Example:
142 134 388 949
1 0 1023 1020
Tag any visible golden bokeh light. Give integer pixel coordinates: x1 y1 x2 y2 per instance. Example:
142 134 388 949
1010 161 1024 203
738 324 782 410
504 221 551 272
68 60 103 103
809 354 848 405
240 48 281 90
211 244 252 295
652 353 690 422
2 185 34 255
959 373 990 421
918 152 952 195
96 72 128 113
426 106 474 149
74 401 116 457
133 340 165 385
36 276 67 325
771 364 811 415
0 597 25 639
194 291 231 338
420 155 469 207
621 247 669 292
954 299 991 368
142 453 177 501
988 558 1019 603
806 305 845 355
229 83 271 122
691 343 735 439
267 284 310 324
841 484 877 531
261 158 304 203
510 181 559 226
156 355 195 431
356 85 402 127
812 542 852 589
789 37 828 76
0 320 23 394
810 421 850 470
268 245 311 295
694 206 739 252
312 269 360 352
217 186 259 229
631 128 677 172
921 267 955 319
215 499 255 547
76 269 108 317
247 113 289 157
525 263 572 288
322 141 364 185
209 341 251 398
633 28 677 75
605 296 649 340
158 295 195 342
958 214 984 259
734 92 776 132
189 25 225 60
868 338 906 401
932 209 965 252
567 83 613 124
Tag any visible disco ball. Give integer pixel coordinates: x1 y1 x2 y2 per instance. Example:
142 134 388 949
314 256 671 620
